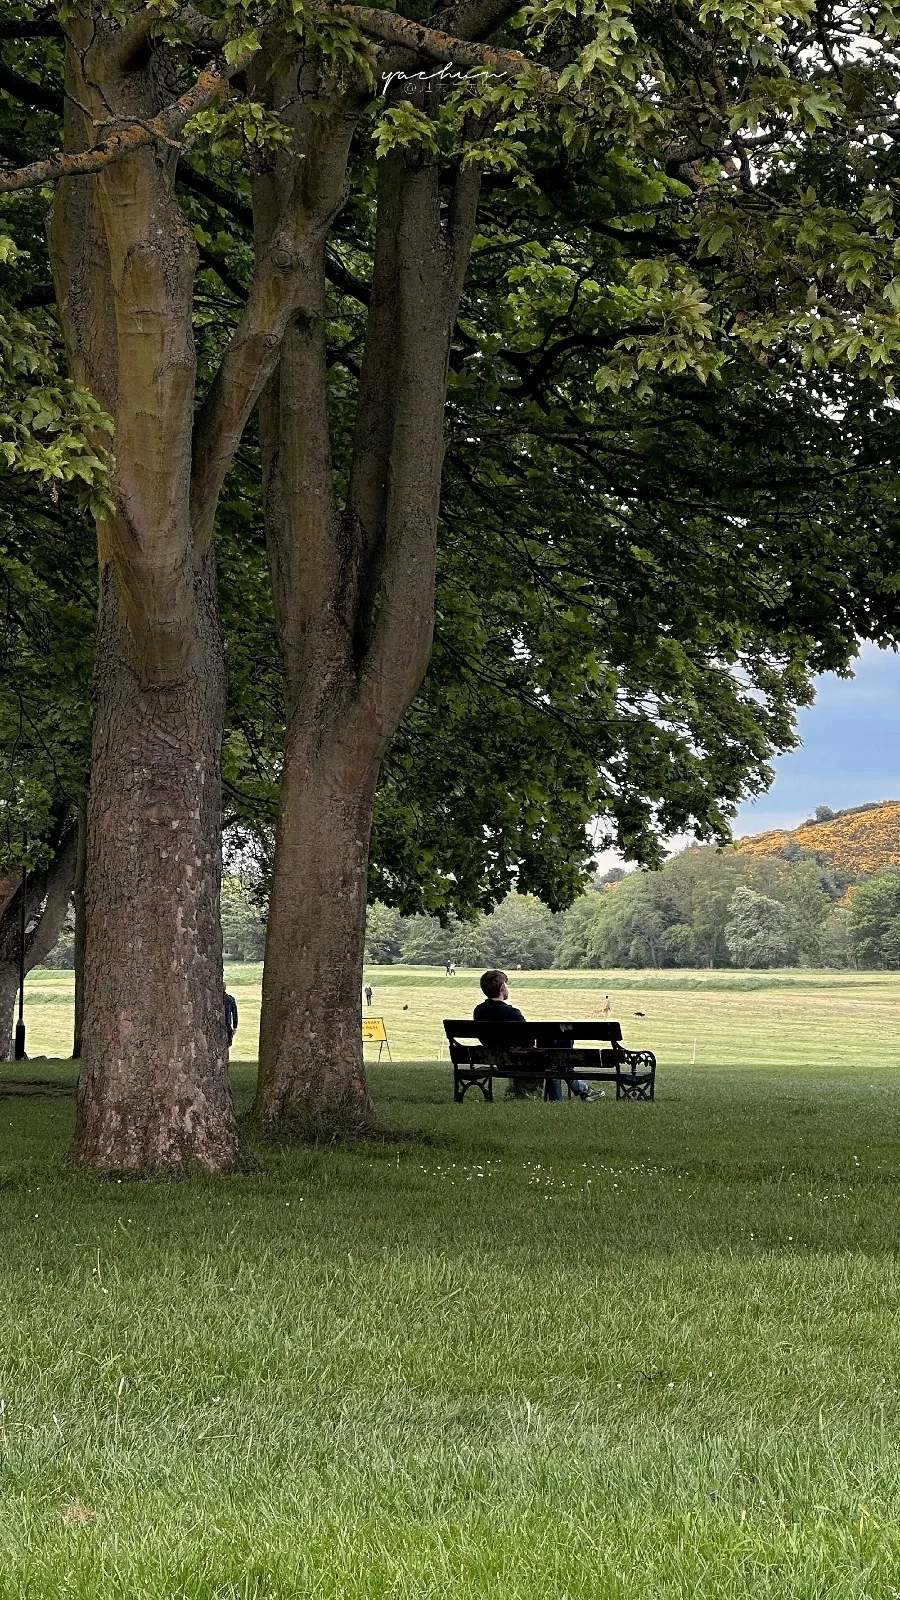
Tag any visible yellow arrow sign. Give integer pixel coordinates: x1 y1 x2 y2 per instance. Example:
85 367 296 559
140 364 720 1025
362 1016 388 1043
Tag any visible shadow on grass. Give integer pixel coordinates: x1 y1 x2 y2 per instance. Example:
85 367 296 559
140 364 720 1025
0 1080 75 1096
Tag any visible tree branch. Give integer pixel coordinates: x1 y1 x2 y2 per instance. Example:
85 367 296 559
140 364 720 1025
23 826 77 971
323 5 575 100
0 18 61 39
180 165 371 308
197 242 247 300
446 146 483 303
178 163 254 228
190 102 358 556
355 150 481 733
0 59 62 115
171 5 230 50
429 0 525 41
326 245 371 305
0 42 257 195
103 2 229 71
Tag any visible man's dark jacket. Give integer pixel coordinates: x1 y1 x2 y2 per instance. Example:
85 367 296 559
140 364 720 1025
472 998 526 1022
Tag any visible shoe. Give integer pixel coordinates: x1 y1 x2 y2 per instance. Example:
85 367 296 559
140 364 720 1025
582 1088 605 1100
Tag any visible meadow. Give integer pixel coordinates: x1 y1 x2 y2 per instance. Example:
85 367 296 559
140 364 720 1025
2 967 900 1596
21 960 900 1072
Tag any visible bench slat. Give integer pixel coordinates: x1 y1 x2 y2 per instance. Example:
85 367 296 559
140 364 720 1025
444 1019 624 1045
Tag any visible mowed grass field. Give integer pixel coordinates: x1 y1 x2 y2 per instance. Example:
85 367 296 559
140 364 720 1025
21 960 900 1071
2 968 900 1596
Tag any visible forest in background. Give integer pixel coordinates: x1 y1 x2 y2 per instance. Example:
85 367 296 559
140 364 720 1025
360 799 900 972
38 802 900 973
359 846 866 970
360 799 900 970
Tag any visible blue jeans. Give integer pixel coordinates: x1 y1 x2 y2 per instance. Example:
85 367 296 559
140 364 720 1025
544 1077 589 1101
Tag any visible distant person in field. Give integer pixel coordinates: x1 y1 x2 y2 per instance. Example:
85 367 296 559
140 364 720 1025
473 970 596 1101
224 991 239 1049
601 994 612 1017
364 984 373 1007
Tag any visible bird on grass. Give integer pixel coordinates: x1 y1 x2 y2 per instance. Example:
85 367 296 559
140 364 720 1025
633 1010 646 1017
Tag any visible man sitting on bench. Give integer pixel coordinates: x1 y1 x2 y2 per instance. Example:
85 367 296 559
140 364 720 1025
473 970 598 1101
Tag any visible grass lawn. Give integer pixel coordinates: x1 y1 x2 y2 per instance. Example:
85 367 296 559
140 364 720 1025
2 969 900 1595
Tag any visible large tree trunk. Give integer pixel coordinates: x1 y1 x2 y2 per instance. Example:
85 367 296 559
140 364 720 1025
248 75 370 1132
256 715 380 1130
69 559 236 1170
48 23 239 1171
254 135 481 1134
47 18 356 1170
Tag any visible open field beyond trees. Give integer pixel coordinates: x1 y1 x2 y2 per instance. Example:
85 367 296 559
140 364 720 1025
17 962 900 1075
0 970 899 1595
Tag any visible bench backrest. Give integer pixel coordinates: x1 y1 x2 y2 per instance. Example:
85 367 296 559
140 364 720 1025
443 1019 624 1048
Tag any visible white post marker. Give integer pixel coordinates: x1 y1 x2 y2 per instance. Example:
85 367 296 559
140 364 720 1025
362 1016 392 1061
691 1037 697 1064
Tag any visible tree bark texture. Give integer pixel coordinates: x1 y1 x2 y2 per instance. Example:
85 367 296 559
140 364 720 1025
48 24 235 1171
69 558 236 1170
45 11 349 1168
256 716 381 1131
46 17 289 1170
254 134 481 1134
38 6 496 1154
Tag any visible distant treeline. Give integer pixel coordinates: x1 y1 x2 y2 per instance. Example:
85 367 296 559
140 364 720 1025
365 844 900 970
38 844 900 971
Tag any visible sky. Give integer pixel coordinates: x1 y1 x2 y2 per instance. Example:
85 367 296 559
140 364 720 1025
593 642 900 871
734 641 900 836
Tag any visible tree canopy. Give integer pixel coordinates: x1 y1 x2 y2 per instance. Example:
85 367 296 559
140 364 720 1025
848 873 900 968
4 0 900 1156
552 844 850 968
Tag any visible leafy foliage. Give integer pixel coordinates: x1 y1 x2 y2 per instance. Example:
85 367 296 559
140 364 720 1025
554 843 845 968
8 0 900 927
365 891 561 969
725 887 796 968
848 872 900 968
221 875 266 961
0 479 93 872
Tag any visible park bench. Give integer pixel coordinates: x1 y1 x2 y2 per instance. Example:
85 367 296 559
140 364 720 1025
442 1019 656 1103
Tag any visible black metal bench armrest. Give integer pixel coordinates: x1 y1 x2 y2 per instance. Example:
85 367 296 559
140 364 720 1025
616 1047 656 1073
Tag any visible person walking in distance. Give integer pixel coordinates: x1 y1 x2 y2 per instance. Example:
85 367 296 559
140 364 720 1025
224 990 239 1049
364 984 373 1007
